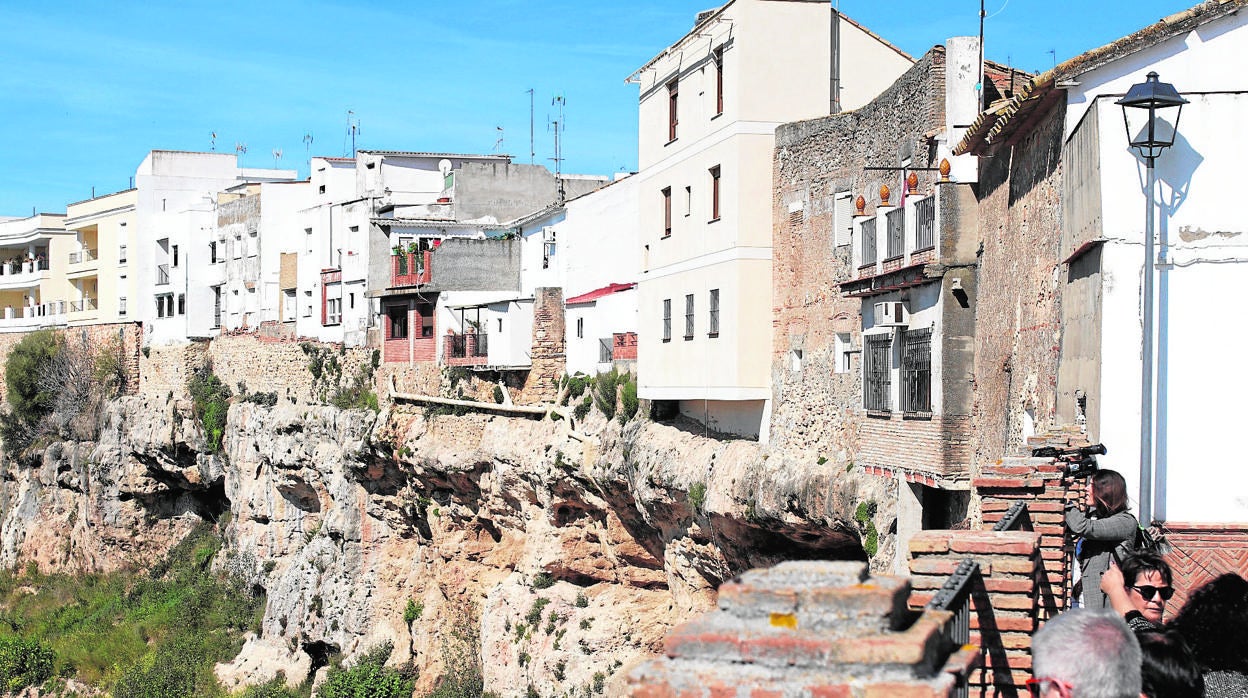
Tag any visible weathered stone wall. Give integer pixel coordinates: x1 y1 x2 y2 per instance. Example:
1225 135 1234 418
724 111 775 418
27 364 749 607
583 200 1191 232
519 287 565 405
970 100 1065 468
0 323 142 406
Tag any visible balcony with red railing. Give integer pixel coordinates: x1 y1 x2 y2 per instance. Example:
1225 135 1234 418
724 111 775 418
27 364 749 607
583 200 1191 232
391 251 432 288
443 330 488 366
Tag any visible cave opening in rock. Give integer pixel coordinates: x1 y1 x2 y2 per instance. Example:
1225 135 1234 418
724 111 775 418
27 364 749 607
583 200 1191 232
191 479 230 521
302 640 340 682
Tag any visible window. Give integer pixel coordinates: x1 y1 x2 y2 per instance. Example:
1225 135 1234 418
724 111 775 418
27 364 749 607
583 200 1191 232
667 79 679 141
790 349 804 373
177 294 185 315
119 244 128 264
684 186 692 216
171 244 179 267
349 293 355 309
119 297 127 317
861 218 878 266
901 328 932 413
283 290 296 320
326 298 341 325
418 303 434 337
247 231 258 257
155 294 174 319
543 242 556 269
864 334 892 412
213 286 222 327
713 46 724 115
599 337 612 363
662 188 672 237
709 166 721 221
387 306 408 339
708 289 720 337
576 317 584 339
305 228 313 255
833 193 853 247
318 184 326 194
209 241 219 263
662 299 672 342
834 333 852 373
886 208 904 259
915 196 936 251
684 294 694 340
496 317 502 333
233 235 243 259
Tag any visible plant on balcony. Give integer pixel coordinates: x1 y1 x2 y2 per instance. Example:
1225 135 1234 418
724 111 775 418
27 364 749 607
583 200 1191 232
391 246 402 256
406 242 419 254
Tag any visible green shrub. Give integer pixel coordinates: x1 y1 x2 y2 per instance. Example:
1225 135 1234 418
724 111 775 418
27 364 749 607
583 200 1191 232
688 482 707 512
617 374 638 425
525 597 550 625
593 370 620 420
816 455 828 465
574 592 588 608
572 396 592 421
566 374 591 403
0 636 54 693
855 500 879 557
240 675 299 697
531 573 555 590
492 385 505 404
317 642 415 698
427 602 485 698
403 598 423 625
0 329 61 452
187 365 232 453
242 392 279 408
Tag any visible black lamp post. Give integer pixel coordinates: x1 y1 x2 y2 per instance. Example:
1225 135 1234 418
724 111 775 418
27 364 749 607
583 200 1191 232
1117 71 1186 527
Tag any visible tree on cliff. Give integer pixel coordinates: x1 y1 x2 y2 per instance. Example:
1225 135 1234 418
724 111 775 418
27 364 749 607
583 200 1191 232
0 329 61 454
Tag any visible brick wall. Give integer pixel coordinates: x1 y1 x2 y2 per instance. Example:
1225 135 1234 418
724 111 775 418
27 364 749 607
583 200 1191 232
858 414 971 482
613 332 638 361
0 323 142 406
970 100 1066 470
1155 524 1248 612
908 529 1041 693
628 560 978 697
518 287 565 405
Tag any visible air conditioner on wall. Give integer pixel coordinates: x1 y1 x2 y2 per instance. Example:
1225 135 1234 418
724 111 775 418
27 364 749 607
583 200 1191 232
874 301 908 327
542 227 557 243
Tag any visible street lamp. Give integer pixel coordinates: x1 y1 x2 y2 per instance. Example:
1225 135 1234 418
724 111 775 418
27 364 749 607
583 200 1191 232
1117 71 1187 527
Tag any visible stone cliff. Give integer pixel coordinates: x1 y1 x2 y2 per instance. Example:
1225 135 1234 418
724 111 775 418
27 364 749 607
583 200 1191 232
0 393 888 696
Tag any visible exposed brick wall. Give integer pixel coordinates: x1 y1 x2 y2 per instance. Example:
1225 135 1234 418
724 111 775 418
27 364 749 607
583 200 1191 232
442 332 485 367
518 287 565 405
628 560 978 697
0 323 143 406
613 332 638 360
970 99 1066 470
858 414 971 482
1156 524 1248 613
908 529 1041 693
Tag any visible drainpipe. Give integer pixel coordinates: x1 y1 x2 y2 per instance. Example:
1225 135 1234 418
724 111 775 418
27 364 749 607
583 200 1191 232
830 1 841 114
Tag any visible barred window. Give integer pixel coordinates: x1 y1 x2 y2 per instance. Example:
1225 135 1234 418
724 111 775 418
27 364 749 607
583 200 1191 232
864 333 892 412
861 218 877 266
915 196 936 251
886 207 904 259
901 328 932 413
708 289 720 337
684 294 694 339
662 299 671 342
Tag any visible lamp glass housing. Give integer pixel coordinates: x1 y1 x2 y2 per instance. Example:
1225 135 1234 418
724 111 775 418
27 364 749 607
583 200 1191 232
1117 72 1188 161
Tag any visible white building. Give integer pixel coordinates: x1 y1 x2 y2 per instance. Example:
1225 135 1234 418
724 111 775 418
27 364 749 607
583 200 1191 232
0 213 71 332
134 151 296 346
630 0 913 441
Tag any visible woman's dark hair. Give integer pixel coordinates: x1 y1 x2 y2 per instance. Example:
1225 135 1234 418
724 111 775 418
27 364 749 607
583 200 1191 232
1137 630 1204 698
1120 551 1173 588
1091 469 1129 516
1169 573 1248 673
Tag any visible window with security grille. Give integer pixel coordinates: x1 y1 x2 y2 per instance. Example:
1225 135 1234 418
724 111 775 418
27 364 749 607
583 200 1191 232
861 218 877 265
886 207 904 259
901 328 932 413
662 299 671 342
708 289 720 337
684 294 694 339
864 333 892 412
915 196 935 251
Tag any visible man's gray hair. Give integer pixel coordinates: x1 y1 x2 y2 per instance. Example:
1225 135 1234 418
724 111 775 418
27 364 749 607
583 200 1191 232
1033 609 1141 698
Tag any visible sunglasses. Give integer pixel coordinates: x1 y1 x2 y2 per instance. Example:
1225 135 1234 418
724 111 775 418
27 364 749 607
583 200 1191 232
1129 584 1175 601
1026 677 1073 697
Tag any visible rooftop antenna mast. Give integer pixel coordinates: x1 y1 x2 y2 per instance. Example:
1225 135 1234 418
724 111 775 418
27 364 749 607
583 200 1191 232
272 148 283 168
235 142 248 165
527 88 535 164
303 132 314 159
494 126 505 153
210 131 217 152
978 0 986 110
345 110 361 157
549 93 566 201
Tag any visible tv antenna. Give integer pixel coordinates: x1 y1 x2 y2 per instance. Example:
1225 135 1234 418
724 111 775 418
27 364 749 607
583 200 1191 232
345 110 361 157
303 132 314 158
493 126 504 153
210 131 217 152
549 93 566 202
526 88 535 164
272 148 283 168
235 142 248 164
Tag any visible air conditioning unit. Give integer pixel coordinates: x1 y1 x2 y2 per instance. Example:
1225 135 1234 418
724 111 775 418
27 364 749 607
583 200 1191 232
874 301 908 327
542 227 557 243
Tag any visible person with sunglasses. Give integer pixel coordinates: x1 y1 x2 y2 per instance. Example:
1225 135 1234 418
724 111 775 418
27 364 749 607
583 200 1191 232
1030 608 1142 698
1101 551 1174 633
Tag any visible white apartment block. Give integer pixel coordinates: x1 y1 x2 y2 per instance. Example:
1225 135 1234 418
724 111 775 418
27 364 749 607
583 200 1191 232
631 0 913 441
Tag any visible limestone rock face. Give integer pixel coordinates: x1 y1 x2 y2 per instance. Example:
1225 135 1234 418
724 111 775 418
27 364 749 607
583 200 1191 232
0 395 878 696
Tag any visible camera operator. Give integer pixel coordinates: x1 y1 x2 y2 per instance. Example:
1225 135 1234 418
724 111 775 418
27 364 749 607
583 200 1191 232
1065 469 1138 609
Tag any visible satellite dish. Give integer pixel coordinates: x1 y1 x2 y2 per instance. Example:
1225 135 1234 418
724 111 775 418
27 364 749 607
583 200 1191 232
438 159 453 177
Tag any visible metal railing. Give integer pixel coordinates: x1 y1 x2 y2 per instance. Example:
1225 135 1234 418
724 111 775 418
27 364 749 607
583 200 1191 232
864 334 891 411
992 501 1030 532
861 218 877 266
598 337 613 363
886 207 905 259
69 297 96 313
68 249 97 265
902 328 932 413
916 196 936 251
927 558 980 698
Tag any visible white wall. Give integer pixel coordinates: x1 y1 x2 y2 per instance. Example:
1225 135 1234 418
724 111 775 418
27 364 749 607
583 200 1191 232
566 289 638 376
1069 16 1248 525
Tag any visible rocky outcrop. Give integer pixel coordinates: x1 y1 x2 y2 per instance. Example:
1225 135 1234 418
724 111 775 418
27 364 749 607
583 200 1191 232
0 394 884 696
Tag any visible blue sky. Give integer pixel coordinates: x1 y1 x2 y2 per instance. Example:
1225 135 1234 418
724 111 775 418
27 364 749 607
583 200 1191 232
0 0 1199 216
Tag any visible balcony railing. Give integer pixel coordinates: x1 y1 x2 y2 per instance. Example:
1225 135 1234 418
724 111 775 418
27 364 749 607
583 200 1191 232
157 264 170 286
391 251 432 287
1 259 47 276
444 331 488 364
69 297 97 313
68 249 97 265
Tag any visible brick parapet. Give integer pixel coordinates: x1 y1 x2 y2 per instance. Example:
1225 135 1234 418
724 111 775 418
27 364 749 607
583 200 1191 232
858 414 971 481
908 530 1040 693
628 561 977 697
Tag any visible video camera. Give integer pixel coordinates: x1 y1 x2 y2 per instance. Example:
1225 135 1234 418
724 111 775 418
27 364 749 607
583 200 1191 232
1030 443 1107 479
